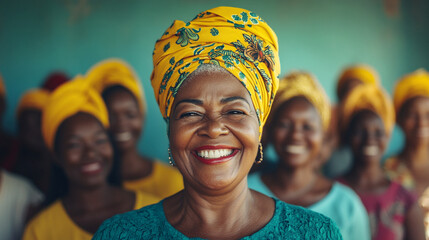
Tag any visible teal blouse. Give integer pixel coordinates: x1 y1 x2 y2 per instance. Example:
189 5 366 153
93 198 342 239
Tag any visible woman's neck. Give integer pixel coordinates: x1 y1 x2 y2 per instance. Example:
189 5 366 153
348 159 387 191
64 183 113 212
272 164 316 191
119 148 152 180
165 179 270 239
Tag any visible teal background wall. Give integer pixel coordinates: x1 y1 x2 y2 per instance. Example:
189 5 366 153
1 0 428 162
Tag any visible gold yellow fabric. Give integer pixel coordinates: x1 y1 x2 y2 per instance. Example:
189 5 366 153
16 89 50 116
268 71 331 130
124 161 184 199
341 84 395 134
86 58 146 113
151 6 280 134
337 64 379 98
0 74 4 96
393 69 429 114
22 190 160 240
41 76 109 150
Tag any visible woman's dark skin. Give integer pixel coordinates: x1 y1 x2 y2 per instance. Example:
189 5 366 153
261 97 332 206
103 88 154 181
15 109 51 193
397 96 429 196
344 110 425 240
55 112 135 233
162 71 274 240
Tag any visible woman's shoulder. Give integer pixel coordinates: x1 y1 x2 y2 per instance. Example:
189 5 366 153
273 200 343 239
93 201 167 239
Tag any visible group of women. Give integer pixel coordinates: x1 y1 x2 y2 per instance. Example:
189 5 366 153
1 5 429 240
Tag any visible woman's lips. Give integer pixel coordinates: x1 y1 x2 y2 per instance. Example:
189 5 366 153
115 132 132 142
81 162 102 175
285 145 305 154
363 145 379 156
192 146 238 164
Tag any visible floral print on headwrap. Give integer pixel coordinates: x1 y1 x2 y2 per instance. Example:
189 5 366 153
151 6 280 134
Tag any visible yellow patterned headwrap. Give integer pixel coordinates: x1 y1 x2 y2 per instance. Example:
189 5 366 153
337 64 379 99
267 72 331 130
86 58 146 114
393 69 429 114
42 76 109 150
0 74 5 96
341 84 395 134
151 6 280 134
16 89 50 117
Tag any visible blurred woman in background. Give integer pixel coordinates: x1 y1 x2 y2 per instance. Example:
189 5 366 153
86 59 183 199
323 65 380 178
23 77 159 240
339 84 425 240
14 89 52 194
248 71 369 240
385 69 429 196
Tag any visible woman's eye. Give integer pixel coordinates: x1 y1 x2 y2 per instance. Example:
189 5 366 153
179 112 202 118
227 110 245 115
304 124 315 131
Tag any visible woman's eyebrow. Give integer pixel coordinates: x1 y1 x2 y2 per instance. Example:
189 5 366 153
174 99 203 110
221 96 250 106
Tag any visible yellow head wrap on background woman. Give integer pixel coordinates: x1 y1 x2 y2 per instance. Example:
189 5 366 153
151 6 280 134
393 69 429 114
16 89 50 117
42 76 109 150
0 74 5 97
86 58 146 114
341 84 395 134
268 71 331 130
337 64 379 99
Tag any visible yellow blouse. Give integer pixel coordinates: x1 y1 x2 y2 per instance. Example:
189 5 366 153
124 161 184 199
22 191 160 240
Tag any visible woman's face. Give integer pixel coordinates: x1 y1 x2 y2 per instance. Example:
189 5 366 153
398 96 429 146
104 89 143 151
348 110 388 163
56 113 113 189
169 71 259 193
18 109 45 150
271 97 323 169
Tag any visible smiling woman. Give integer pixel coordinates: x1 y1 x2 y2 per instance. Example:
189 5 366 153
93 6 342 240
22 77 160 240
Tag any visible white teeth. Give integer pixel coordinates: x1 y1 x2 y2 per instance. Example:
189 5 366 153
115 132 132 142
417 128 429 138
197 149 233 159
285 145 305 154
82 162 101 173
363 146 379 156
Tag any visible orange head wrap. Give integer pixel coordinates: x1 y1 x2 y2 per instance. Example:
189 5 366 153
16 89 50 117
86 58 146 114
393 69 429 115
42 76 109 150
341 84 395 134
151 6 280 135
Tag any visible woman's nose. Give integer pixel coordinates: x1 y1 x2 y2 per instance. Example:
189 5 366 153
198 116 229 138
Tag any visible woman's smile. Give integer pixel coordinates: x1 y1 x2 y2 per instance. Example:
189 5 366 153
192 145 239 164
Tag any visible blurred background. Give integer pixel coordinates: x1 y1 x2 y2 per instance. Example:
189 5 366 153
1 0 428 162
